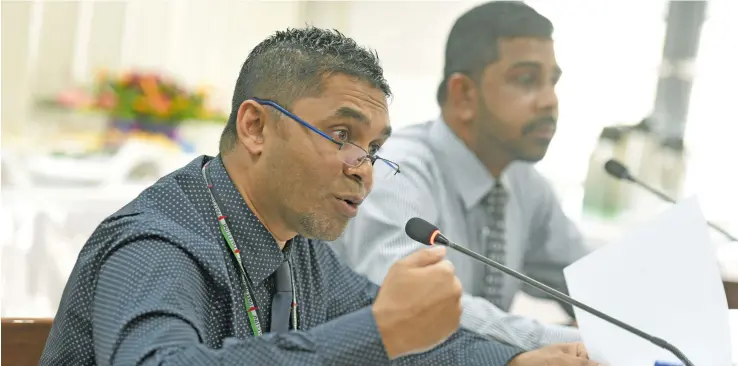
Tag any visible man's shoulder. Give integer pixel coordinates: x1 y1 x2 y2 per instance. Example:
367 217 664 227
381 121 442 178
108 155 209 221
61 156 218 309
383 122 434 157
43 157 217 365
89 155 214 259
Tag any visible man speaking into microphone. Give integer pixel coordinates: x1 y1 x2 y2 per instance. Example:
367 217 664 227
332 1 591 351
41 27 594 365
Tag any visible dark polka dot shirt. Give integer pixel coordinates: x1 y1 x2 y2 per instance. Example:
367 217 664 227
40 155 523 365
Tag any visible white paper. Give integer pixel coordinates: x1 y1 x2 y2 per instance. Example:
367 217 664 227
564 196 733 366
728 309 738 365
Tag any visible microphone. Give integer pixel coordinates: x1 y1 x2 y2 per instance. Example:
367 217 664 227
604 158 737 242
404 217 696 366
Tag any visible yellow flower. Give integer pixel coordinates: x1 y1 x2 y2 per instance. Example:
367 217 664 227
96 69 109 83
195 84 212 97
133 97 148 113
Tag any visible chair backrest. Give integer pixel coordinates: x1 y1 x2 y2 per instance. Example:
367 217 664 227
1 318 53 366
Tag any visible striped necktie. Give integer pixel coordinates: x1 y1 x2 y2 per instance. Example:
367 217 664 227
481 181 508 308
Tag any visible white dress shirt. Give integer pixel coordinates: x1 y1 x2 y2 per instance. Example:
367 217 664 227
331 118 589 350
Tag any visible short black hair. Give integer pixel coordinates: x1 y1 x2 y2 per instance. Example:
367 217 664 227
437 1 553 105
220 27 391 153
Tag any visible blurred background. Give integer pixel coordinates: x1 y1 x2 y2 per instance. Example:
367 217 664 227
2 0 738 324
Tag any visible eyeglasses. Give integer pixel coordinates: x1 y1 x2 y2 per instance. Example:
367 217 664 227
251 98 401 179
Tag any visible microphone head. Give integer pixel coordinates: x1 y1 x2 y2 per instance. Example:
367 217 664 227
405 217 442 246
604 159 632 181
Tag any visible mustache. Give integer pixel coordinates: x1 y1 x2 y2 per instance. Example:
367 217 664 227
521 116 557 135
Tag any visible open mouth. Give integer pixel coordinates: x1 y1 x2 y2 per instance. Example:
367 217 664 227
339 198 359 208
334 197 360 218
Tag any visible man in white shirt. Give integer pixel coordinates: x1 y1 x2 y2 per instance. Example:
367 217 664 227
331 1 589 351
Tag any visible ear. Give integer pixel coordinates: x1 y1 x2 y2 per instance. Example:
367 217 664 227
446 72 478 122
235 100 269 155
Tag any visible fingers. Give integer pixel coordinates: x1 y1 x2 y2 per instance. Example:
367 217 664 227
436 258 455 273
555 342 589 358
452 269 463 297
414 257 462 303
562 355 600 366
402 246 447 267
419 259 457 283
575 342 589 357
546 343 597 365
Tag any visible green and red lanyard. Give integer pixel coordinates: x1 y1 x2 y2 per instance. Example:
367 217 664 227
201 161 298 337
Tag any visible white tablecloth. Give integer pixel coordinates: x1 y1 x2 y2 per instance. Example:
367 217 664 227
1 185 150 317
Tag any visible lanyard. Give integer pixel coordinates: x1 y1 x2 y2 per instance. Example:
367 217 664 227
201 161 298 336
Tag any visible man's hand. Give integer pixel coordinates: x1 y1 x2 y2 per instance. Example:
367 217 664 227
508 343 600 366
372 246 463 359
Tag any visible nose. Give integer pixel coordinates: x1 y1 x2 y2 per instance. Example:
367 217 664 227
345 158 374 192
536 83 558 112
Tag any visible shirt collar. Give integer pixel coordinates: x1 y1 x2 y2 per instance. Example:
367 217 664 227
206 155 286 284
428 118 503 210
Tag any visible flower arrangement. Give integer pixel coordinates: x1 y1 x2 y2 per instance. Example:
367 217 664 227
94 71 226 125
36 70 227 125
33 70 227 154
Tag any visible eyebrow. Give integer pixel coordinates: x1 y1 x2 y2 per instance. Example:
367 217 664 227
510 61 563 76
381 126 393 139
333 106 370 125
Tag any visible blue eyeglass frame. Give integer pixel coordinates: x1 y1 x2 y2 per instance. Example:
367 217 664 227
250 97 400 175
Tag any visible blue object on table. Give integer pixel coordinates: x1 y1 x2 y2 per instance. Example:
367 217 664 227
654 361 684 366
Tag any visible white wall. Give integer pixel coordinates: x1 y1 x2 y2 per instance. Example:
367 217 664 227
1 0 312 135
3 0 736 228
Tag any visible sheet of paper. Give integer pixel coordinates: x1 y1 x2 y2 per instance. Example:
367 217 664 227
729 309 738 365
564 196 733 366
